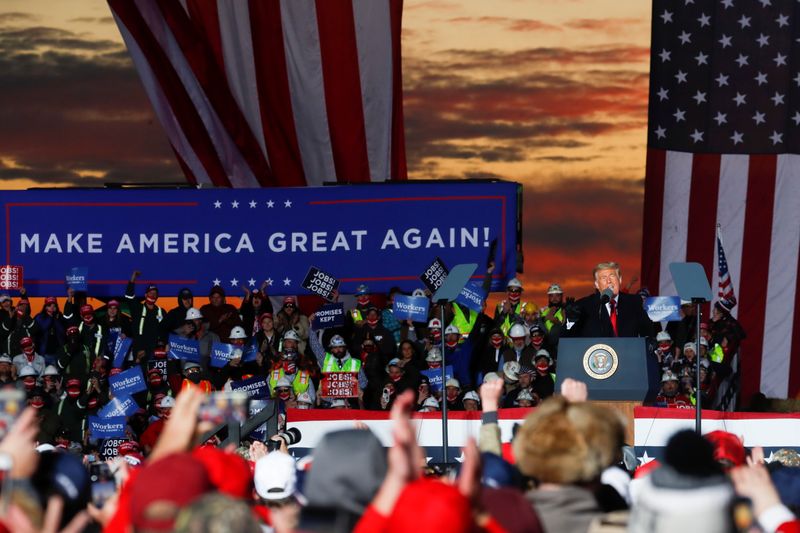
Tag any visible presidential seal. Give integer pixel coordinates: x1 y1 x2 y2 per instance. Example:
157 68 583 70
582 343 618 380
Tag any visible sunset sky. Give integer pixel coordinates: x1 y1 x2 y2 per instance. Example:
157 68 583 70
0 0 653 303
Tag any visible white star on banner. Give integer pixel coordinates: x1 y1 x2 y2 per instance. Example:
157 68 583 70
265 278 274 286
792 112 800 125
213 278 221 286
231 200 239 208
248 278 256 287
714 112 727 125
770 131 783 145
776 14 789 28
213 200 222 208
734 93 747 106
638 451 655 466
755 72 768 85
284 199 293 208
731 131 744 144
283 277 292 286
655 126 666 139
266 200 275 208
230 278 239 287
719 34 732 48
716 73 729 87
690 129 704 143
660 10 673 23
753 111 766 124
772 92 785 106
249 200 257 208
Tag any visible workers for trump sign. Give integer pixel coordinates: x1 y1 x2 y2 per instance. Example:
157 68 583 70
0 182 520 296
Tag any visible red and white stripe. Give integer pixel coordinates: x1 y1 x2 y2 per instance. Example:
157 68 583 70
108 0 407 187
642 150 800 401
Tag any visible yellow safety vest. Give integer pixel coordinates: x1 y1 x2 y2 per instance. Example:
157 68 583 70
498 302 529 336
710 343 724 363
451 305 477 342
268 368 311 397
78 323 105 357
540 306 564 333
321 353 362 373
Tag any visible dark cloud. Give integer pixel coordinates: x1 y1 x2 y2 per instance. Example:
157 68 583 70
69 17 115 24
534 155 596 162
0 12 38 24
564 18 644 32
0 25 180 184
445 16 562 32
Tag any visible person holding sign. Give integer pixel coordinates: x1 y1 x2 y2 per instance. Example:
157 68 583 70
240 286 273 337
309 333 366 409
125 270 167 355
99 300 132 354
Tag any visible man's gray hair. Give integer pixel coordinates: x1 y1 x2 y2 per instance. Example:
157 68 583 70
593 262 621 280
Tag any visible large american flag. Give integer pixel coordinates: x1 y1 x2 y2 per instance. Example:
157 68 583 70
107 0 407 187
641 0 800 401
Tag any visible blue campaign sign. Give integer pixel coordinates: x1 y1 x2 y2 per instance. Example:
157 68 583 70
312 302 345 329
109 366 147 396
88 416 127 439
422 365 454 393
210 341 244 368
230 375 270 399
242 339 258 363
393 295 429 322
98 395 139 419
112 336 132 368
645 296 682 322
0 182 520 296
65 267 88 291
455 282 486 313
168 334 200 362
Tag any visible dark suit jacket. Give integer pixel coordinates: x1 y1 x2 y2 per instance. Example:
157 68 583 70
561 291 654 338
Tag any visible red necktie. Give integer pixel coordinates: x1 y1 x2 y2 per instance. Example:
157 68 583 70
609 299 618 337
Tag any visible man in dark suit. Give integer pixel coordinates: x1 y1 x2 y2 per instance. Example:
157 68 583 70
561 261 654 338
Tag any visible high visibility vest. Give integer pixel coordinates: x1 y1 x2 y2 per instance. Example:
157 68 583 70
78 323 105 357
268 368 311 397
181 378 212 394
710 343 724 363
451 305 477 342
540 306 564 333
138 305 164 336
321 353 361 373
498 302 528 336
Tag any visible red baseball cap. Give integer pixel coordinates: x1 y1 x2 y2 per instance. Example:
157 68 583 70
80 305 94 316
107 300 120 308
44 297 57 305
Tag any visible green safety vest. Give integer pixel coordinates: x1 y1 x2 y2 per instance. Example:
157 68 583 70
321 353 362 373
498 302 527 336
710 343 724 363
78 322 105 357
350 309 364 323
268 368 312 397
540 306 564 333
451 305 477 341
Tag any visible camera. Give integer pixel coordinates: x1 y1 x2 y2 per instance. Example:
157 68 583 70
266 427 301 452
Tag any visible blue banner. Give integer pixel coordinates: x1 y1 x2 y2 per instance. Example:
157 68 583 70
98 395 139 419
230 375 270 399
109 366 147 396
242 339 258 363
0 182 519 296
210 342 242 368
393 295 430 322
112 336 132 368
88 416 127 439
456 282 486 313
422 365 454 393
168 334 200 362
65 267 88 291
645 296 682 322
312 302 345 329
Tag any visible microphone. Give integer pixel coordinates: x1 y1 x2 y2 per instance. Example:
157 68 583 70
600 287 614 304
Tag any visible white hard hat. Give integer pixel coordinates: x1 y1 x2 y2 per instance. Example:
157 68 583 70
546 283 563 295
296 392 313 405
43 365 60 377
0 355 11 364
283 330 300 342
275 377 293 388
509 324 527 338
229 326 247 340
185 307 203 321
700 337 709 347
426 347 442 362
661 371 678 383
445 378 460 389
517 390 534 402
444 324 460 336
422 396 439 409
412 289 427 298
483 372 501 383
463 391 480 403
656 331 672 342
18 365 37 378
535 349 552 363
683 342 696 353
428 318 442 329
329 335 347 348
507 278 523 290
385 358 403 373
503 361 520 382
